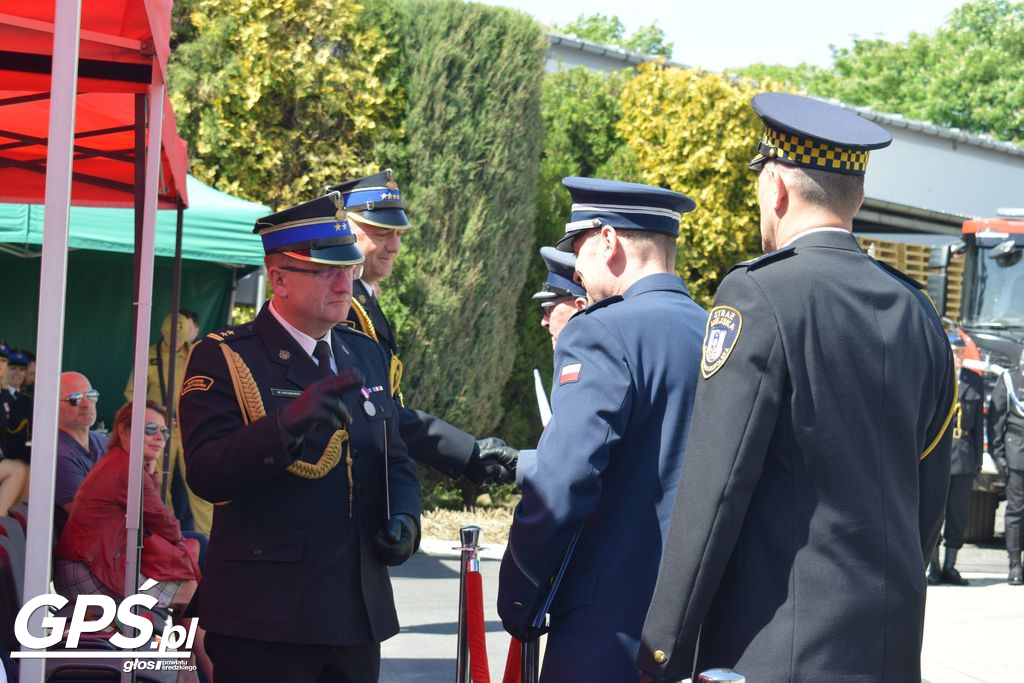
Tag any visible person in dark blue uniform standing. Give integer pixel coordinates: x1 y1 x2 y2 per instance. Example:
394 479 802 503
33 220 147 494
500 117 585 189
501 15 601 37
496 178 708 682
928 333 984 586
326 171 518 486
638 93 956 682
987 352 1024 585
179 191 422 682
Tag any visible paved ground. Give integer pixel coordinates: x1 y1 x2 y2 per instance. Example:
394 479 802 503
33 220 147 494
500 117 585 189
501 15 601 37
382 527 1022 682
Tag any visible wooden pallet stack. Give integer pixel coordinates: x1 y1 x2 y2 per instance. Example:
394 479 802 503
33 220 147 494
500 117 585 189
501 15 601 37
857 236 963 320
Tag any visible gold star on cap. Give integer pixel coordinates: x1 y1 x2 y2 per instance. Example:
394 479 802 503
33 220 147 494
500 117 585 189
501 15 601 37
279 350 291 360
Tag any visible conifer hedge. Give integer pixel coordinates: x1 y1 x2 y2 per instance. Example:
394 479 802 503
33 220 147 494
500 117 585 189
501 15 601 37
391 0 546 435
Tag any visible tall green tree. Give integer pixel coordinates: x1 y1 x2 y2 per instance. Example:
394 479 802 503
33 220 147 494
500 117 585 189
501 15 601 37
733 0 1024 144
393 0 546 436
557 13 673 58
168 0 403 208
619 64 773 306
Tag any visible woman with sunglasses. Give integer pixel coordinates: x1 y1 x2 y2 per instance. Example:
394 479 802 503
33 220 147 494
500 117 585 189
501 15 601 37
55 400 211 680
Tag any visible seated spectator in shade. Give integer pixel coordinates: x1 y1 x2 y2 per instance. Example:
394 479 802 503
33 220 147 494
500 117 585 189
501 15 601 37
3 349 32 462
54 400 210 678
56 372 108 513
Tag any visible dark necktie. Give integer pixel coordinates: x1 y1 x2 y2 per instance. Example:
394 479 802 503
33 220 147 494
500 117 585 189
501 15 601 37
313 340 334 375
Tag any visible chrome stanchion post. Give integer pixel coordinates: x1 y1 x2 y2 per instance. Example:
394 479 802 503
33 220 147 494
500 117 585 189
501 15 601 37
456 525 482 683
698 669 745 682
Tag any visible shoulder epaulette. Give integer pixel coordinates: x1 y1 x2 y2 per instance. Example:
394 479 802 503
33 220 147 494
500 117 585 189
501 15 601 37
873 259 925 289
334 323 376 344
729 246 796 274
582 295 624 316
205 323 256 344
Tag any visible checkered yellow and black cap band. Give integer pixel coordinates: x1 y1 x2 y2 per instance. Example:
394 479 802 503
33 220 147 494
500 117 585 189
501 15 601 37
751 125 870 176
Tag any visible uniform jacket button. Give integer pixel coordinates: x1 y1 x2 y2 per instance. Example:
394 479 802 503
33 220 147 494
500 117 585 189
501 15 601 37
263 456 275 467
653 650 667 664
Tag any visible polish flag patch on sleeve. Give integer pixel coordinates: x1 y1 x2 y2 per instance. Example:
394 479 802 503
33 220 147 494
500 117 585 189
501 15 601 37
559 362 582 385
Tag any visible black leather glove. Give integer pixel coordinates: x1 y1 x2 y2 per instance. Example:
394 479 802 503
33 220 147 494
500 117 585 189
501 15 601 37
279 369 363 437
374 513 418 566
996 454 1009 478
464 437 518 485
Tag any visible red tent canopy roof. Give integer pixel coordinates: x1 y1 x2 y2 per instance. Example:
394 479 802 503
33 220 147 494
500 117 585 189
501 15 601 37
0 0 188 208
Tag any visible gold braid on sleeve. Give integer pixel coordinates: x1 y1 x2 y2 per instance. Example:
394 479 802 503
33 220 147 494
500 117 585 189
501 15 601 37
218 343 346 480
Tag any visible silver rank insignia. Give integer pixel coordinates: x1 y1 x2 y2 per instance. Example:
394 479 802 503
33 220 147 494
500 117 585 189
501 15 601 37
701 306 742 379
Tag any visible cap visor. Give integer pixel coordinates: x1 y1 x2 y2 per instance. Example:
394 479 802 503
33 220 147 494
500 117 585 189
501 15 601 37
555 229 588 252
285 242 365 266
532 290 557 300
350 208 410 229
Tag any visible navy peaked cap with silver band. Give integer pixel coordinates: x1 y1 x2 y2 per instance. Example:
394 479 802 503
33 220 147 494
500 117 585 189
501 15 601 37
749 92 892 176
326 168 410 230
253 191 364 266
556 177 696 252
532 246 586 300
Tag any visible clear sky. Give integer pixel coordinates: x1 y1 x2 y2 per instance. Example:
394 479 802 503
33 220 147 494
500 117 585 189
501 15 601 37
474 0 970 72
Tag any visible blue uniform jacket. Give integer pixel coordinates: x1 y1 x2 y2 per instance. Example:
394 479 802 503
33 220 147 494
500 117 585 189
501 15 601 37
498 273 707 682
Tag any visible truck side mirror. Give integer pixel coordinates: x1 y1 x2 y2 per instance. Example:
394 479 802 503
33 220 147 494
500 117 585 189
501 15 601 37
927 244 954 317
927 273 948 316
929 244 951 269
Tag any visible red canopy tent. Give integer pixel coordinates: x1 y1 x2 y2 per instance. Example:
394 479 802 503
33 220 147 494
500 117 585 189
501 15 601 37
0 3 189 676
0 2 188 207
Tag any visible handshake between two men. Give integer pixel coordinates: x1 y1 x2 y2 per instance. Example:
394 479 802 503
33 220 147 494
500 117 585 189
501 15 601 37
278 369 520 566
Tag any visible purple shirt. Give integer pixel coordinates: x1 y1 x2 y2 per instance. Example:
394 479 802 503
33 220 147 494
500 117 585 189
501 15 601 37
55 429 108 507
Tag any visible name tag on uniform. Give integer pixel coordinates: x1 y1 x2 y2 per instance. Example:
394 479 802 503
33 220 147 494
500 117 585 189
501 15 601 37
271 388 302 398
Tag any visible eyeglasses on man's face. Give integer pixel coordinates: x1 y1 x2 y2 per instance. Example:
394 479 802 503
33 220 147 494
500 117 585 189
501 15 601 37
65 390 100 406
144 423 170 439
278 264 363 282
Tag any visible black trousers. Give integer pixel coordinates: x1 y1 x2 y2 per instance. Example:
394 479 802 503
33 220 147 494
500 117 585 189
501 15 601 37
1007 468 1024 553
204 631 381 683
942 473 975 550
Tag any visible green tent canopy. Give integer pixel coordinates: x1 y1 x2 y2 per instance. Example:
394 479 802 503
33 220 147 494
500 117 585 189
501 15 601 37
0 175 270 425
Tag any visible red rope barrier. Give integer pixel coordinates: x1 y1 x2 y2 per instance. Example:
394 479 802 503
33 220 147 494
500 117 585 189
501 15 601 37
502 637 522 683
465 569 491 683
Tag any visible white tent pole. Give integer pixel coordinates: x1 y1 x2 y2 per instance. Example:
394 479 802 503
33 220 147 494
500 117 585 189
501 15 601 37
124 81 164 606
19 1 82 681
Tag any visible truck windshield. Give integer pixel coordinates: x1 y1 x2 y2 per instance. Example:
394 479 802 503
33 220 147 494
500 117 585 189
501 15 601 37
967 244 1024 327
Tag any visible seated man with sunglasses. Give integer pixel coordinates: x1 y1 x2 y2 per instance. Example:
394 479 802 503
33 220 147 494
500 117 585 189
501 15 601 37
55 372 108 515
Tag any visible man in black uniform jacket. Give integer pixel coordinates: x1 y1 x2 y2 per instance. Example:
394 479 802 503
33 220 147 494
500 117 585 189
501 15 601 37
179 191 422 682
326 170 517 485
928 333 984 586
988 352 1024 585
638 93 956 682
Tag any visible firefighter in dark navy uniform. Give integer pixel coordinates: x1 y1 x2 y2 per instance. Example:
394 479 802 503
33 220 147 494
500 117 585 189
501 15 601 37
179 191 422 682
326 171 517 486
496 177 708 682
988 351 1024 585
638 93 956 682
928 332 984 586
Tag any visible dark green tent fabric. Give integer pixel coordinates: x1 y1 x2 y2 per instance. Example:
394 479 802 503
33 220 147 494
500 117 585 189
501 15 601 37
0 176 269 425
